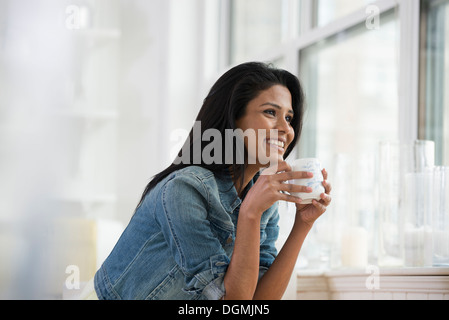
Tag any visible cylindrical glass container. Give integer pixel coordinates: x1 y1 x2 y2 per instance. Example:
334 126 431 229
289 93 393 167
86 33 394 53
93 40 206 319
432 166 449 266
378 140 435 267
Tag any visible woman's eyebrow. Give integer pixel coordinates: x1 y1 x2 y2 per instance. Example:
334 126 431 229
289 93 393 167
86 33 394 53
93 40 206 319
260 102 294 115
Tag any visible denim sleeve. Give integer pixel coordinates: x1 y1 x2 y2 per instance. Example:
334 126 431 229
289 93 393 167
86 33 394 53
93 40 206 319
158 173 228 300
259 207 280 274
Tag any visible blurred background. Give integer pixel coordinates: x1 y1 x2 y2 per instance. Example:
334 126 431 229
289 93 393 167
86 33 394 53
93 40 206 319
0 0 448 299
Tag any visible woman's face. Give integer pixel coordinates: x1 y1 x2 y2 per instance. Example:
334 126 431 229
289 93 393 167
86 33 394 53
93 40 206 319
235 85 295 169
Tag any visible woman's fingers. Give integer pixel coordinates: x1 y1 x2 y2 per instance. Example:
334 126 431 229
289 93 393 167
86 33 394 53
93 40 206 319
322 168 328 180
276 170 313 182
262 161 333 208
320 193 332 205
321 169 332 195
322 180 332 195
278 192 303 204
278 182 312 194
312 199 328 213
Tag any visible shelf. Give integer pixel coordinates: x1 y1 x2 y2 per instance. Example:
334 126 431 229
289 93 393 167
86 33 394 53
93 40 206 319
295 267 449 300
324 267 449 277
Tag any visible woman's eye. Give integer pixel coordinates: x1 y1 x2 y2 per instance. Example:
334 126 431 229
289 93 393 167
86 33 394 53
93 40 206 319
264 109 276 116
265 109 293 124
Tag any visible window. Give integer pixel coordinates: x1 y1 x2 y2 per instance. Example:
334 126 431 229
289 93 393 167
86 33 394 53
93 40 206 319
299 10 399 163
314 0 377 27
218 0 446 270
421 0 449 166
230 0 289 64
298 10 399 268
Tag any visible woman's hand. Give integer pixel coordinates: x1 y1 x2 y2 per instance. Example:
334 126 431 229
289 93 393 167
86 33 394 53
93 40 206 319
240 161 313 218
295 168 332 228
252 168 331 299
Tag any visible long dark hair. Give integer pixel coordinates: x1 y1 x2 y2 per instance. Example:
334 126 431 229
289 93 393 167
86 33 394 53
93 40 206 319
137 62 305 207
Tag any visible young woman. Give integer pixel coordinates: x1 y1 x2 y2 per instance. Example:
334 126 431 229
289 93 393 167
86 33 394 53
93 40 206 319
88 62 332 300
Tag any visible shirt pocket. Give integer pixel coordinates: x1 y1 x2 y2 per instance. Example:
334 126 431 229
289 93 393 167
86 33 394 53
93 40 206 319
210 222 235 249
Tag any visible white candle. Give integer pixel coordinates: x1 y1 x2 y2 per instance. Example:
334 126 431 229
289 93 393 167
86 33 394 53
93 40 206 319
404 225 433 267
341 227 368 268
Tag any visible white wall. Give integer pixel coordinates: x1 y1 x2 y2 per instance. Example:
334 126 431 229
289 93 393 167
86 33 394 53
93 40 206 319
0 0 211 298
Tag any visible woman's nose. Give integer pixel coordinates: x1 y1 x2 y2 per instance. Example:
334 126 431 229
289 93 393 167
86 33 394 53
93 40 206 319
276 117 292 133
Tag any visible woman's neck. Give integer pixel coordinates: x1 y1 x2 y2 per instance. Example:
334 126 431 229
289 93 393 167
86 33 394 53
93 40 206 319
231 164 261 198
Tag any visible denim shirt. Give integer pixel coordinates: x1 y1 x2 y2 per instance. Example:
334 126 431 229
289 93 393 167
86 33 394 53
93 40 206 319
94 166 279 300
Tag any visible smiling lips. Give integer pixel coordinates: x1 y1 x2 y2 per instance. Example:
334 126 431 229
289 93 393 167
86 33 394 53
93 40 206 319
266 139 286 152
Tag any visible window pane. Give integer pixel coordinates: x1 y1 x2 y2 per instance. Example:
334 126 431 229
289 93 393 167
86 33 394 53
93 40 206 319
298 11 398 268
422 0 449 166
315 0 376 27
230 0 288 64
300 10 398 162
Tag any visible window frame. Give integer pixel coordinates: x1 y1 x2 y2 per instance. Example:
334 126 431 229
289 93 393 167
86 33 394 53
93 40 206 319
419 0 449 165
215 0 421 147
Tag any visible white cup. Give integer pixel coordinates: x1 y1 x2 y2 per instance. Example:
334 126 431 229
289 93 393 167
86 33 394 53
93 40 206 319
289 158 325 204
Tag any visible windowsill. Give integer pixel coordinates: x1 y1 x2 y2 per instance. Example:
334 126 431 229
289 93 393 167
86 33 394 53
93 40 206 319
294 267 449 300
298 266 449 277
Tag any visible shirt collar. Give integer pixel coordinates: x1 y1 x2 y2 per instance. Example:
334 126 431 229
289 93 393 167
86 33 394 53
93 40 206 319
214 168 259 214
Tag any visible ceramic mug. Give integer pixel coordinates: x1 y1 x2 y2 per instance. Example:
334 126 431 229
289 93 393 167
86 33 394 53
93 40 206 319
289 158 325 204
